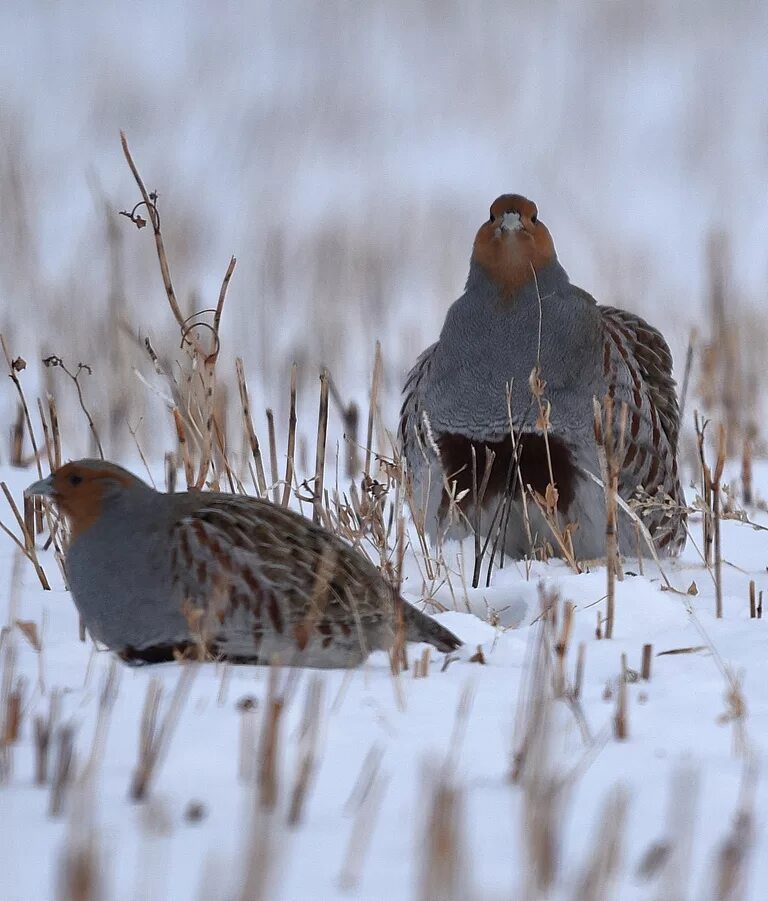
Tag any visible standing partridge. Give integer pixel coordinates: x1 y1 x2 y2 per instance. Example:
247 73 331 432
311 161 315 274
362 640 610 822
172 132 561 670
400 194 686 561
26 461 461 667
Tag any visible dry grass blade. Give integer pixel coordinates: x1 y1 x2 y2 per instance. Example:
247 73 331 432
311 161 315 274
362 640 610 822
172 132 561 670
119 131 196 351
338 758 389 891
50 724 77 816
695 412 714 567
575 786 629 901
418 767 468 901
287 676 324 827
641 644 653 681
614 653 629 741
363 340 382 481
637 763 699 898
235 357 268 496
280 364 298 508
57 804 104 901
712 423 727 619
328 374 360 479
511 588 573 896
35 690 60 785
129 665 196 801
266 408 280 504
1 643 24 784
344 743 384 814
258 664 285 810
82 660 120 779
711 757 756 901
1 482 50 589
0 335 43 476
237 805 280 901
41 356 104 459
592 395 627 639
312 369 330 524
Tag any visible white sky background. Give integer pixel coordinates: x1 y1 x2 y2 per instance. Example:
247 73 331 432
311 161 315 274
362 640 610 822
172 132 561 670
0 0 766 455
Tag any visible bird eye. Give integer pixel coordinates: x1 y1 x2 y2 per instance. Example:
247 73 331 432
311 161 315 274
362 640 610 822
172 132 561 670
531 213 538 224
69 474 83 486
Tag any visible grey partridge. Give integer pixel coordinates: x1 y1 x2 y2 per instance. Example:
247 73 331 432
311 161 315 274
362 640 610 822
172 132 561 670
26 461 462 666
400 194 686 561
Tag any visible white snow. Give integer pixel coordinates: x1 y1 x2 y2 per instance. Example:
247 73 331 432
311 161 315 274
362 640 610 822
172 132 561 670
2 460 768 899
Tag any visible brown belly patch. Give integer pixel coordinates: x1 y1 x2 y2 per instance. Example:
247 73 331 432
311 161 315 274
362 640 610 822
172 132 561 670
436 432 577 518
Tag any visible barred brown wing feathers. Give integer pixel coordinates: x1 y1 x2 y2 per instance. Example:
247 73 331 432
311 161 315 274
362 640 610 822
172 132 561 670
599 306 680 452
171 496 391 629
399 342 438 463
599 306 686 553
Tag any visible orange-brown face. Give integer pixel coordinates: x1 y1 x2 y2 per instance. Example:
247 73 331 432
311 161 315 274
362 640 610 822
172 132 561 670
27 461 135 539
471 194 556 298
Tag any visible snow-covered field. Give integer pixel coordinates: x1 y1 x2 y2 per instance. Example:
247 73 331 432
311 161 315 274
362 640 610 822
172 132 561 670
2 1 768 898
2 458 768 900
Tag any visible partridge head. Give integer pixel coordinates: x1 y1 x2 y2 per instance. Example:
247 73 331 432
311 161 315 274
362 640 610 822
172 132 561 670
471 194 557 297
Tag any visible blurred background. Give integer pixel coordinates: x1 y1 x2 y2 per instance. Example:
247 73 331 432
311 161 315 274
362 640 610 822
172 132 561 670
1 0 766 468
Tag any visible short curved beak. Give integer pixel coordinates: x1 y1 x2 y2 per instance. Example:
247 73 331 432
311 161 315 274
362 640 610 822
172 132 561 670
25 475 56 498
500 210 524 233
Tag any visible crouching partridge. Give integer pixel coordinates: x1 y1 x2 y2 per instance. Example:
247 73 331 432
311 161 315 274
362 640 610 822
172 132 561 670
400 194 686 561
26 460 461 667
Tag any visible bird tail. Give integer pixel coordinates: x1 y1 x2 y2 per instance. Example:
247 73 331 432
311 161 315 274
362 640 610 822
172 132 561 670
400 600 462 653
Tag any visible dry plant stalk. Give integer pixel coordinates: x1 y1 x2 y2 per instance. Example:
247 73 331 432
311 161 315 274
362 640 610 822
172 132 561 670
281 364 298 508
41 356 104 459
235 357 268 497
119 132 235 488
641 644 653 681
613 653 629 741
711 759 756 901
35 690 61 785
287 676 324 826
695 412 713 567
338 755 389 891
363 341 382 481
0 640 24 783
573 642 586 701
130 666 196 801
328 374 360 478
575 786 629 900
312 369 330 524
418 768 468 901
50 724 77 816
1 482 50 589
470 443 497 588
748 581 756 619
258 664 285 810
553 601 574 697
699 234 750 455
677 331 695 427
237 697 259 783
57 807 104 901
637 763 699 899
266 408 280 503
387 518 409 685
237 804 280 901
413 646 431 679
0 336 44 476
593 395 627 639
511 589 570 896
82 661 119 780
712 424 727 618
741 428 753 506
10 403 24 466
